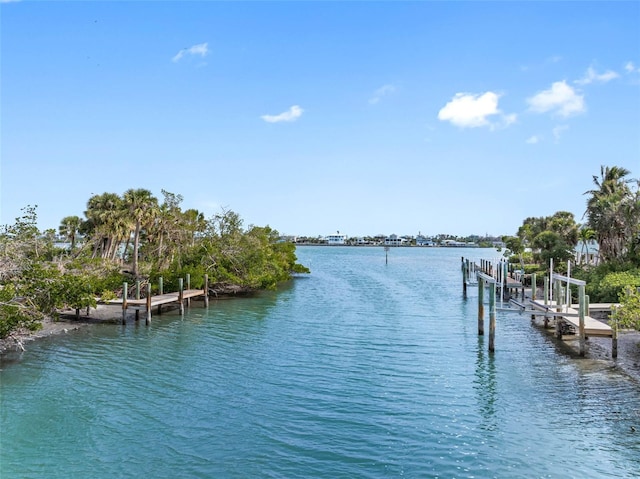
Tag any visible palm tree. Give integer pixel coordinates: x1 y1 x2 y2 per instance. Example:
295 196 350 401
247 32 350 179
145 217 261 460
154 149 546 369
577 227 596 265
584 166 634 263
84 193 125 259
58 215 82 250
123 188 158 277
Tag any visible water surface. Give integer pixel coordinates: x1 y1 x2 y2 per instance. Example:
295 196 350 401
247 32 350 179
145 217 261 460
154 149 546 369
2 247 639 478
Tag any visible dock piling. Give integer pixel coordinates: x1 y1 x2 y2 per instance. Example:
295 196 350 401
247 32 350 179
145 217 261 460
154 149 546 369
186 273 191 307
462 257 467 298
478 277 485 335
204 274 209 307
122 282 128 324
578 284 586 356
146 283 152 325
489 281 496 352
135 280 140 321
178 278 185 316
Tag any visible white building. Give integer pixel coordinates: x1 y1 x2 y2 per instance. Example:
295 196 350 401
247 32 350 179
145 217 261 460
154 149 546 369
416 235 435 246
384 234 407 246
326 232 348 245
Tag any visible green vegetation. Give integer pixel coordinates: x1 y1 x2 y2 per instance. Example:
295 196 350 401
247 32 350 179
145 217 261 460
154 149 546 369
0 193 309 339
613 287 640 331
505 165 639 328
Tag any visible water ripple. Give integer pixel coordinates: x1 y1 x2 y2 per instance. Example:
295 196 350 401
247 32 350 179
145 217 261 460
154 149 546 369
2 247 640 478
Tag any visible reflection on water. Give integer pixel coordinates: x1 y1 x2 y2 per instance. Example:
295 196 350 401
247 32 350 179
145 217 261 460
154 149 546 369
475 336 497 432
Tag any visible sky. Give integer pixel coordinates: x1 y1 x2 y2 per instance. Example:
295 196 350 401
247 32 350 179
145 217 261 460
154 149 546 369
1 1 639 238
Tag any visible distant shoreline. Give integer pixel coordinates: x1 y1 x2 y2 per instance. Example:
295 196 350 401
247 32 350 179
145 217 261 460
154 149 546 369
294 243 483 247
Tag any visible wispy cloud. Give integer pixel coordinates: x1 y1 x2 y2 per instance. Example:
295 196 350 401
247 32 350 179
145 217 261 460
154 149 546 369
369 84 396 104
527 81 585 117
526 135 541 144
261 105 304 123
553 124 569 142
437 91 516 129
624 61 640 73
575 66 619 85
520 55 562 72
172 42 209 63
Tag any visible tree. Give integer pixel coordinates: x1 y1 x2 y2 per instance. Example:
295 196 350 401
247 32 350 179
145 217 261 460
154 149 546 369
83 193 127 260
584 165 636 263
577 227 597 265
532 230 574 266
59 215 82 250
614 286 640 331
123 188 158 277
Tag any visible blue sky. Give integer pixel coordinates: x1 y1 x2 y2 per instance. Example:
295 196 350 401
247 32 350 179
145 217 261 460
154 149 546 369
1 1 639 238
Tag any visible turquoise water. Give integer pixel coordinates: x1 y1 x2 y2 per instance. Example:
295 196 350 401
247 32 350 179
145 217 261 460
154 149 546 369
1 246 639 478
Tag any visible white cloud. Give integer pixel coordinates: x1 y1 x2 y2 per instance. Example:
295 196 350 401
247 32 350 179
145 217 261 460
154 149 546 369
553 124 569 142
437 91 515 129
624 61 639 73
261 105 304 123
369 84 396 104
172 42 209 63
526 135 541 144
527 81 585 117
575 66 619 85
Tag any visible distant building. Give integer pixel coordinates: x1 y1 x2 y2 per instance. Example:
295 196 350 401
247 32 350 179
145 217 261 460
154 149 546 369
326 232 348 245
384 234 407 246
441 239 478 247
575 240 599 265
416 235 435 246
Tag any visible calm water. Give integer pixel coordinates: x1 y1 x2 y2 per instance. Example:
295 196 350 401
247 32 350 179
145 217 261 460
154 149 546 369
1 246 639 478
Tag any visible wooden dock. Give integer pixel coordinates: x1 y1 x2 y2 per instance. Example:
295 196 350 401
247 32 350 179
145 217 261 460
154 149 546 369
529 299 613 337
113 274 209 325
461 257 619 358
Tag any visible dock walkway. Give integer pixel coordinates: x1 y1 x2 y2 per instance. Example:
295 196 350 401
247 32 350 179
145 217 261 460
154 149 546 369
528 299 613 337
461 257 620 358
106 275 210 325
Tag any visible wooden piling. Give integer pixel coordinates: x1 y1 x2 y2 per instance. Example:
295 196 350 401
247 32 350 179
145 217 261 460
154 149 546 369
158 277 163 315
178 278 184 316
186 273 191 307
204 274 209 307
578 284 586 356
612 324 618 359
531 273 537 300
478 277 485 336
489 282 496 352
502 261 508 300
122 282 128 324
462 257 467 298
135 280 140 321
146 283 152 325
555 280 562 339
543 276 549 327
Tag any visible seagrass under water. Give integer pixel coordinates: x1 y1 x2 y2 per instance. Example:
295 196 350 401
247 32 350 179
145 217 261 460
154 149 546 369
1 246 639 478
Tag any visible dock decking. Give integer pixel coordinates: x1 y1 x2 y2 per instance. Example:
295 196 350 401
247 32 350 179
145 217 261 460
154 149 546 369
461 257 619 358
107 275 210 325
122 287 208 324
528 299 613 337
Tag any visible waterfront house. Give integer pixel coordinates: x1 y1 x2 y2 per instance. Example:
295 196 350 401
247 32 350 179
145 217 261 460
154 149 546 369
384 234 407 246
416 235 435 246
326 232 348 245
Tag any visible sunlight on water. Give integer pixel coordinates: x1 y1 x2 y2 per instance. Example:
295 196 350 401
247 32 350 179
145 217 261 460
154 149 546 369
2 247 639 478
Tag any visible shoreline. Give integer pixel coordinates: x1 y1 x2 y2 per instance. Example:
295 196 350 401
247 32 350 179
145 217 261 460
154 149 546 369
2 305 640 384
0 304 133 356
